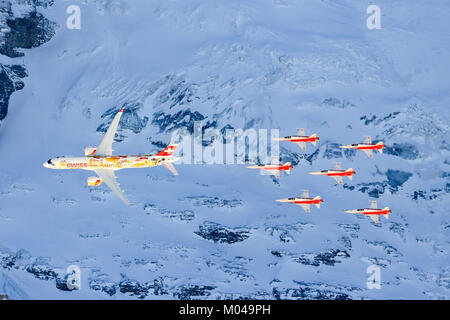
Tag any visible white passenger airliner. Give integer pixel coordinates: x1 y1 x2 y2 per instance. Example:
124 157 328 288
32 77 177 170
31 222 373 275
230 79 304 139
43 108 179 205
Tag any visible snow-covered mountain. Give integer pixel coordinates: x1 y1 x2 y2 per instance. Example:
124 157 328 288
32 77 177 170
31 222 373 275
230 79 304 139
0 0 449 299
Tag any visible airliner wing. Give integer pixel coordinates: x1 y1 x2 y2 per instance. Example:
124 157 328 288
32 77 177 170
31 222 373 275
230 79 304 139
333 176 343 184
94 169 131 205
162 161 179 176
96 108 124 156
295 142 306 150
368 214 379 223
362 149 373 158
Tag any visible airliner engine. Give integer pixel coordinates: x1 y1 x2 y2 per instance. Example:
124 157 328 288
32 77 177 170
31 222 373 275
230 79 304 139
84 147 97 156
87 176 103 186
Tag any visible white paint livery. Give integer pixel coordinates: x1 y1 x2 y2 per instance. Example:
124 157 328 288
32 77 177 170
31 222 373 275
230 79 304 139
43 108 179 205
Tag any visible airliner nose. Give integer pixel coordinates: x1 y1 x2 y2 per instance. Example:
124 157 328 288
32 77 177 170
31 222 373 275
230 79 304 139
43 159 53 168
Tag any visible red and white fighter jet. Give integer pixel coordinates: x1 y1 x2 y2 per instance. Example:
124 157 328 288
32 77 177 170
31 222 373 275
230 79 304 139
246 156 292 179
276 190 323 213
340 136 385 158
274 128 319 151
308 162 356 184
345 200 391 223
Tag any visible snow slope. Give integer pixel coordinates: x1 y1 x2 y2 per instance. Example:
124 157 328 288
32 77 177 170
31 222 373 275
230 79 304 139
0 0 449 299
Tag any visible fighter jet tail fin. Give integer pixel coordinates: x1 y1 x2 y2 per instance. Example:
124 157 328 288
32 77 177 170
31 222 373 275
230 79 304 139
377 142 385 153
383 207 390 219
310 134 318 146
285 162 291 174
346 168 354 180
314 196 322 208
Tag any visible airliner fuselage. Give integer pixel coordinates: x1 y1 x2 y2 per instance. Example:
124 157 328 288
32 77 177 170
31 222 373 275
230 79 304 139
43 155 178 171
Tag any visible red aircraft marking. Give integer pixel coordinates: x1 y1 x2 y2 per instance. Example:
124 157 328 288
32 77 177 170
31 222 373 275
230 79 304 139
86 149 96 156
293 199 323 205
294 200 323 204
360 209 391 215
156 145 176 157
286 137 318 143
326 171 355 176
262 165 292 171
67 163 88 168
357 144 384 150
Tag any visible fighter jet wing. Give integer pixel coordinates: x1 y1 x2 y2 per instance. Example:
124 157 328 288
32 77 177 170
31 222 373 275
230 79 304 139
94 169 131 205
364 136 372 144
370 201 378 209
298 204 310 213
301 190 309 198
368 214 379 223
162 161 179 176
298 128 305 136
333 176 343 184
362 149 373 158
267 170 280 179
96 108 124 156
271 155 279 164
295 142 307 150
334 162 341 170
